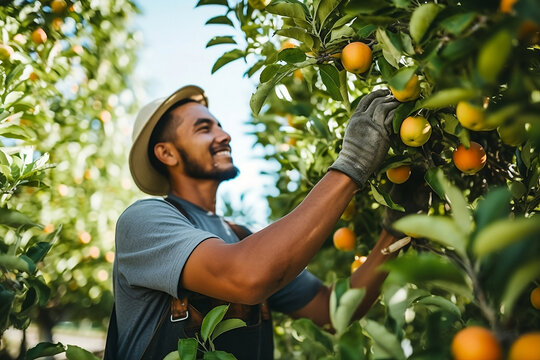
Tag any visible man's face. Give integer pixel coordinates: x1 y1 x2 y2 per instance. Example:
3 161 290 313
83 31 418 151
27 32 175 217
171 102 238 182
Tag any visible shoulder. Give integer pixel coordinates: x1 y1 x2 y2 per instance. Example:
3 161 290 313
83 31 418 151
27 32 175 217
117 198 178 227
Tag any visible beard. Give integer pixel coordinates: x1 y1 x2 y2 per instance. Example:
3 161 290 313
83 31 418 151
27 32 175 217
178 146 239 182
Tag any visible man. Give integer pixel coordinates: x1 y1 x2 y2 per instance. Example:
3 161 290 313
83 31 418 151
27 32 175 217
108 85 404 359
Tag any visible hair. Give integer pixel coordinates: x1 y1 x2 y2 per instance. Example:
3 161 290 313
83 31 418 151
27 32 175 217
147 98 200 176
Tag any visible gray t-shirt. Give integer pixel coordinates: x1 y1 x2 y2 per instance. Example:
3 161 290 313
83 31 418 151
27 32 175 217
113 195 322 359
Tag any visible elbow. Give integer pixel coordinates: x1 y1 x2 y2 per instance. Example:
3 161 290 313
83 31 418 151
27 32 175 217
229 268 280 305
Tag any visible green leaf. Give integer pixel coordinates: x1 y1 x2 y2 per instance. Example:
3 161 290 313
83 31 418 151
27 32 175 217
474 187 511 233
0 124 33 140
376 57 394 81
211 49 245 74
196 0 229 6
425 167 445 199
5 64 26 87
393 215 467 256
206 36 237 47
315 0 342 29
275 28 314 48
25 342 65 360
501 260 540 316
201 304 229 342
388 66 417 91
162 351 181 360
477 30 512 84
362 319 406 360
211 318 246 341
26 242 52 264
266 0 308 20
338 321 366 360
292 318 334 352
473 216 540 256
409 3 442 43
260 64 283 83
420 88 478 109
376 27 401 68
370 183 405 211
414 295 461 318
319 64 342 101
205 16 234 26
333 288 365 334
382 252 470 295
203 351 237 360
65 345 99 360
435 169 473 235
440 12 476 35
278 47 306 63
0 207 41 229
392 101 416 134
0 254 32 272
177 338 198 360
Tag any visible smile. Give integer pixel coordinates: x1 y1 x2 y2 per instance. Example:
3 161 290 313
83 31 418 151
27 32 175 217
213 150 231 157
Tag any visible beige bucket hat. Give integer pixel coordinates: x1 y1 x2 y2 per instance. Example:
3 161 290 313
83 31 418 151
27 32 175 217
129 85 208 195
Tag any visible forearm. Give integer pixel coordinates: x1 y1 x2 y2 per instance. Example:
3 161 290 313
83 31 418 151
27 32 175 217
350 229 398 319
237 170 358 297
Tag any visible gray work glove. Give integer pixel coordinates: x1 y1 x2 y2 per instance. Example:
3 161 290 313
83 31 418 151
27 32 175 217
329 89 400 186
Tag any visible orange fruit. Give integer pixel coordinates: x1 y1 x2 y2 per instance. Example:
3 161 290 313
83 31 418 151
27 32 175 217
52 17 63 31
500 0 518 13
400 116 432 147
43 224 55 234
341 42 372 74
453 141 487 174
29 72 39 81
78 231 91 244
456 101 492 131
31 28 47 44
333 227 356 251
390 75 421 102
508 332 540 360
386 165 411 184
531 287 540 309
280 41 295 51
351 255 367 273
451 326 502 360
293 69 304 81
51 0 67 13
286 137 297 146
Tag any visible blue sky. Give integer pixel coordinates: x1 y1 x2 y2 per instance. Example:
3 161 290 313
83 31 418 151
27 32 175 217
133 0 273 227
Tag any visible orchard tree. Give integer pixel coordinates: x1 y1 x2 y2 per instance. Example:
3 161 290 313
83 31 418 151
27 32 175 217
0 0 140 358
198 0 540 358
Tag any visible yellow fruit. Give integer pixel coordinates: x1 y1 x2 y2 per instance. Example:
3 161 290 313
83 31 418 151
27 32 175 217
351 255 367 273
508 332 540 360
280 41 295 51
248 0 270 10
341 199 356 221
333 227 356 251
51 0 67 13
453 141 487 174
386 165 411 184
531 287 540 310
390 75 421 102
451 326 502 360
29 72 39 81
31 28 47 44
456 101 492 131
0 44 14 61
400 116 432 147
341 42 372 74
52 17 63 31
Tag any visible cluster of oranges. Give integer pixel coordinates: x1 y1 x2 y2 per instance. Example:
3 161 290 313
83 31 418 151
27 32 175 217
336 41 490 185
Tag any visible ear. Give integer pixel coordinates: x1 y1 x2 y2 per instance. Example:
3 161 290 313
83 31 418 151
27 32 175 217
154 142 179 167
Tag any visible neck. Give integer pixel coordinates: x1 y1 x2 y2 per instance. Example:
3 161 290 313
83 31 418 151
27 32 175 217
169 177 220 213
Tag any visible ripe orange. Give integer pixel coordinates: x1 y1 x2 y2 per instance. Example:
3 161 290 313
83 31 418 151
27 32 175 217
51 0 67 13
386 165 411 184
508 332 540 360
390 75 421 102
333 227 356 251
31 28 47 44
451 326 502 360
531 287 540 309
500 0 518 13
280 41 295 51
453 141 487 174
341 42 372 74
351 255 367 273
400 116 432 147
29 72 39 81
52 17 63 31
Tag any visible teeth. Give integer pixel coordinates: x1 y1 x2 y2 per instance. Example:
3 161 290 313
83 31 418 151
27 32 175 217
215 150 231 156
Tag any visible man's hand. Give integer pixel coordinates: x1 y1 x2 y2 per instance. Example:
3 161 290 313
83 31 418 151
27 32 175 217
329 89 400 186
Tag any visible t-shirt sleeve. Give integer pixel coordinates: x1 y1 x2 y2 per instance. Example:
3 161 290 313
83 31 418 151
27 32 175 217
115 198 218 298
267 269 322 313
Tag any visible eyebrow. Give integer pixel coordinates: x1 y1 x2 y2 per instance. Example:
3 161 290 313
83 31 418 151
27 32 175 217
193 118 222 128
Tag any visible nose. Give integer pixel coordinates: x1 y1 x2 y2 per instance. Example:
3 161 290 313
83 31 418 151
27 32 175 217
215 127 231 144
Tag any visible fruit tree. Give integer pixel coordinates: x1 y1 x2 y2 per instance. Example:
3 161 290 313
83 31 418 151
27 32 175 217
198 0 540 358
